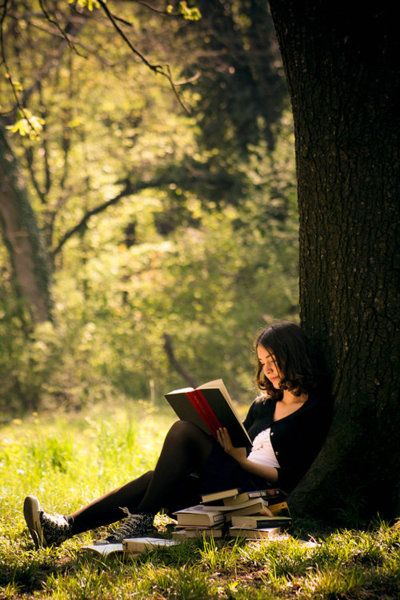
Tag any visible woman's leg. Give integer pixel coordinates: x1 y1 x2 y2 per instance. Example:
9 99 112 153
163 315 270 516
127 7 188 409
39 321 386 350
69 420 213 534
136 420 213 513
24 470 156 548
69 471 154 535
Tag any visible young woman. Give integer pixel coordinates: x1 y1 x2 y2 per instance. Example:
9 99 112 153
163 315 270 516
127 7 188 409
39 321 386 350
23 322 331 549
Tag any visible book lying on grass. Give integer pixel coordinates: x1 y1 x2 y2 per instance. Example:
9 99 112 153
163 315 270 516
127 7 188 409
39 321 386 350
81 543 128 556
123 537 179 552
228 526 284 539
165 379 251 447
174 504 225 526
230 515 292 529
82 537 179 556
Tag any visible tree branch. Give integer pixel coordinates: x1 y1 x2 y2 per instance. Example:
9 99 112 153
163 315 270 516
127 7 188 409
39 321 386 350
59 53 74 193
23 145 46 204
127 0 173 17
38 82 52 196
38 0 85 57
50 157 248 258
163 333 197 388
51 176 176 257
97 0 191 114
0 0 37 131
0 12 87 125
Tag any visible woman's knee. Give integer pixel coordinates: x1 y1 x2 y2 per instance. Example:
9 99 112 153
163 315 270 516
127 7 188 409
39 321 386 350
166 420 202 441
164 421 212 457
141 470 154 484
162 421 204 450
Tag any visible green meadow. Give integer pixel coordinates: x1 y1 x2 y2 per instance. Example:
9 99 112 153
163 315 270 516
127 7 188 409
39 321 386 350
1 402 399 599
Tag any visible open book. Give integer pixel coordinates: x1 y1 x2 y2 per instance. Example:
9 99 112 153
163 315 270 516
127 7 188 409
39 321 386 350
81 537 179 556
165 378 251 448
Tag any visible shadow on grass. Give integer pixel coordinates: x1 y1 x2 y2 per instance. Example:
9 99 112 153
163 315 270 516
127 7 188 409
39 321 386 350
3 524 400 598
0 532 199 596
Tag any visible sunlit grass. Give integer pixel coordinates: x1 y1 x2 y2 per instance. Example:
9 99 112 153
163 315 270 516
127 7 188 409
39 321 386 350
0 400 168 516
1 402 399 598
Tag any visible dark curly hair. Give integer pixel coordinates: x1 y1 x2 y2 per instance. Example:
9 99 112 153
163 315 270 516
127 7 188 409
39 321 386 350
255 322 318 400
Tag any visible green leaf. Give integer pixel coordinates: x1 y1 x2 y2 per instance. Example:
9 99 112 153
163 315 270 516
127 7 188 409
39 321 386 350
6 109 45 139
179 1 202 21
68 0 103 11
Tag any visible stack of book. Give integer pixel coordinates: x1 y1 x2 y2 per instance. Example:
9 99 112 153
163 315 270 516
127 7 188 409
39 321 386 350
172 503 225 540
228 513 292 539
172 487 291 540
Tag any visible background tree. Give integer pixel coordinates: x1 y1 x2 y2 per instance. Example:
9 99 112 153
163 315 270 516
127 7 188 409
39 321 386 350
0 1 297 415
268 0 400 523
0 128 52 324
3 0 398 525
176 0 288 155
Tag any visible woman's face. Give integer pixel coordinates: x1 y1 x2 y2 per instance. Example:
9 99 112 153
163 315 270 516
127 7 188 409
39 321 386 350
257 345 283 389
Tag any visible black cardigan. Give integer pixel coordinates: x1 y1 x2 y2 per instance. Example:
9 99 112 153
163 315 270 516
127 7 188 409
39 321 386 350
243 392 331 493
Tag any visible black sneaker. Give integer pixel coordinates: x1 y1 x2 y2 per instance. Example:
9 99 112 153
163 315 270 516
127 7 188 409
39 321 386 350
23 496 72 549
96 510 155 544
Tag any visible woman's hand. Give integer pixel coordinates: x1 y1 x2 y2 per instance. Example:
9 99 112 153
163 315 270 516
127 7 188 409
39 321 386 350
216 427 247 463
217 427 278 483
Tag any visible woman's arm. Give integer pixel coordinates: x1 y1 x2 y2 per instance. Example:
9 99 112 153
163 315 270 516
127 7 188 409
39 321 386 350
235 456 279 482
216 427 278 483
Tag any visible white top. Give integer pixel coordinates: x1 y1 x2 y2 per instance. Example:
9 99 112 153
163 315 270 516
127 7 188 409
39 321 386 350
247 428 280 468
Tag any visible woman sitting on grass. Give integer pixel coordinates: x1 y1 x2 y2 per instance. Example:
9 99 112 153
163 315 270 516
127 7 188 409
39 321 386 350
24 321 331 548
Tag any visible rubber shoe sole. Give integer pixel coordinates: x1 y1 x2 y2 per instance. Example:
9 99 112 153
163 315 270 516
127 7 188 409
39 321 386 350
24 496 44 549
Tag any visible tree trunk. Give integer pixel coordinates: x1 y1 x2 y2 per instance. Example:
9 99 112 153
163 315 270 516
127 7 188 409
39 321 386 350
0 128 52 323
268 1 400 523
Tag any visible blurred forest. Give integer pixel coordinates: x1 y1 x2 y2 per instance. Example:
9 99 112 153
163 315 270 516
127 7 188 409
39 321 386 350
0 0 298 417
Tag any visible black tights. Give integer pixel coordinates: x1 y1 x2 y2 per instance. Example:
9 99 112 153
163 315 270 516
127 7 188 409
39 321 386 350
69 421 214 535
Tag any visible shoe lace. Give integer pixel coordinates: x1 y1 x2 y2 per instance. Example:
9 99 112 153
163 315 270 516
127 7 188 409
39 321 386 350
41 512 69 530
107 508 152 540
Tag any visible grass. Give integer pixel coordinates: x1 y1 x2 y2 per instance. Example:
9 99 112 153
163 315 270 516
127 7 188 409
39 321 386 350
1 400 399 599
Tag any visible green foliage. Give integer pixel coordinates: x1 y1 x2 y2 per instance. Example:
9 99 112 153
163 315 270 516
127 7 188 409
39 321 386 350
1 409 399 598
1 106 298 414
68 0 102 10
168 1 202 21
176 0 288 157
0 1 297 414
6 109 45 140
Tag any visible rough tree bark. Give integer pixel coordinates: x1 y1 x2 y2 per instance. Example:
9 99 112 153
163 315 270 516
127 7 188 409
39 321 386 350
0 127 52 323
268 1 400 522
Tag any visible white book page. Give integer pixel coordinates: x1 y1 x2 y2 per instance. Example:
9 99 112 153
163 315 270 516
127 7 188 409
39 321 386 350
81 543 124 555
197 378 227 393
123 537 178 546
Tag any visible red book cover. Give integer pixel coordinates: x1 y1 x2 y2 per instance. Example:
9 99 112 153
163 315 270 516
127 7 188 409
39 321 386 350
165 379 251 448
